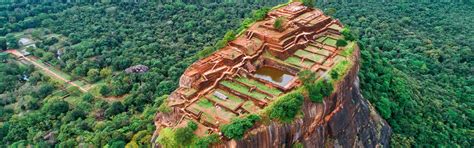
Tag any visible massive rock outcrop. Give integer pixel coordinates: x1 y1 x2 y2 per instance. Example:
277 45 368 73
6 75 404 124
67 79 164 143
223 48 392 147
152 2 391 147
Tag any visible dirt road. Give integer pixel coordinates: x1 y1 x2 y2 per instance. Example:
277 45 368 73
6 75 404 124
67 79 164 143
5 50 89 92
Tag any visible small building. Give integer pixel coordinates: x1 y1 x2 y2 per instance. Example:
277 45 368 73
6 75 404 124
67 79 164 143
18 38 34 46
125 65 149 74
213 91 227 100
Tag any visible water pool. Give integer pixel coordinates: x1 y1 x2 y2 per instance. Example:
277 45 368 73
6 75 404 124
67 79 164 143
253 66 295 87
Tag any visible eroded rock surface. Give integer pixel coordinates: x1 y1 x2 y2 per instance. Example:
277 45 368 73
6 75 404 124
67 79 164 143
224 49 391 147
152 2 391 147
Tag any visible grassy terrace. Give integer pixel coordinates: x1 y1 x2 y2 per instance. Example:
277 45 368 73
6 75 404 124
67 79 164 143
262 51 301 70
315 36 338 47
187 103 202 115
305 45 332 56
197 99 214 108
294 49 326 63
316 36 326 42
235 77 282 96
340 42 356 57
284 56 315 68
333 55 346 63
242 101 261 113
323 37 337 46
206 89 244 111
220 80 269 101
188 99 237 125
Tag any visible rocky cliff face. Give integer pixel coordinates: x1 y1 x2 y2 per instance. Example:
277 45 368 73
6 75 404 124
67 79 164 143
152 3 392 147
221 47 392 148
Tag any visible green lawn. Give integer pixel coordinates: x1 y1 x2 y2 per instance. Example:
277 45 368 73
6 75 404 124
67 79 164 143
220 80 269 101
294 50 326 63
197 99 214 108
207 89 243 110
64 96 82 106
329 24 342 31
284 56 315 68
323 37 337 46
71 80 88 87
316 36 326 42
186 104 202 115
340 42 356 57
242 101 261 113
190 100 237 124
305 46 332 56
236 77 282 96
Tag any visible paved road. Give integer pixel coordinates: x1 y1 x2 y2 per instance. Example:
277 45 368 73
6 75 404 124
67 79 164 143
5 50 89 92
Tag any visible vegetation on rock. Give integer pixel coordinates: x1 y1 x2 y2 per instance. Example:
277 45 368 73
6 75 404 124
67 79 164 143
266 92 304 122
220 114 261 140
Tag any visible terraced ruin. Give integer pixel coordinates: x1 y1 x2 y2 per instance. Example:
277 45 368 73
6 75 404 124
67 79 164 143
154 2 357 140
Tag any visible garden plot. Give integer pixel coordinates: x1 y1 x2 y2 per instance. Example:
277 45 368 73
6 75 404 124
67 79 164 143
220 80 270 102
206 89 244 111
189 99 237 126
294 49 326 64
305 45 332 57
284 56 315 68
241 101 261 113
235 77 282 96
315 36 338 47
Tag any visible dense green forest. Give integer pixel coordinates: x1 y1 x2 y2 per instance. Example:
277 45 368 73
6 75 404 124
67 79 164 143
0 1 472 147
322 2 473 146
0 1 283 147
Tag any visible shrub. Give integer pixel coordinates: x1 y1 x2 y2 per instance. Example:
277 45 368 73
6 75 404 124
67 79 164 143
99 85 110 96
307 80 334 103
158 102 171 113
156 128 177 148
252 7 270 21
268 92 304 122
340 43 355 57
192 134 220 147
298 70 316 86
336 39 348 49
47 100 70 116
105 101 125 118
330 60 350 80
300 0 315 7
273 17 284 30
341 27 356 41
174 121 198 145
220 114 261 139
64 108 86 122
82 93 94 102
156 121 199 147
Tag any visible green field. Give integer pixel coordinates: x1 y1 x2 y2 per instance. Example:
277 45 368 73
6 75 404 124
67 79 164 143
284 56 315 68
294 49 326 63
241 101 261 113
316 36 326 42
207 89 244 110
197 99 214 108
305 46 332 56
220 80 269 101
235 77 282 96
323 37 337 46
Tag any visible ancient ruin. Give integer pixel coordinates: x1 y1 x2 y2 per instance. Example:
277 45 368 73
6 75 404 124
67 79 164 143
153 2 374 146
